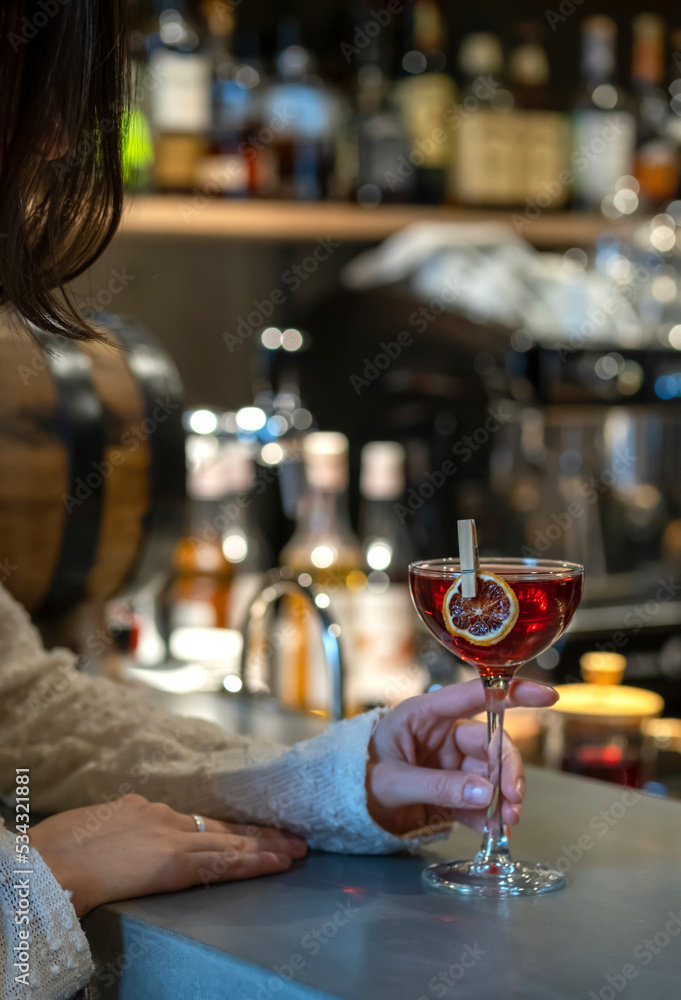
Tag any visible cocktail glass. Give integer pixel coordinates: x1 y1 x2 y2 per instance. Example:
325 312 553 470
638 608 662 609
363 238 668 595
409 557 584 896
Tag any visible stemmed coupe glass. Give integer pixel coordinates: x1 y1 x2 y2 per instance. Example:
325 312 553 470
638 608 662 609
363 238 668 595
409 555 584 896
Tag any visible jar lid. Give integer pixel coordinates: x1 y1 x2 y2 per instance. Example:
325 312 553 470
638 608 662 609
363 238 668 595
551 684 664 724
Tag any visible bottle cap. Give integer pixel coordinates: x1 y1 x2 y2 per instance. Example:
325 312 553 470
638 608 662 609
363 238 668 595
360 442 405 500
304 432 349 491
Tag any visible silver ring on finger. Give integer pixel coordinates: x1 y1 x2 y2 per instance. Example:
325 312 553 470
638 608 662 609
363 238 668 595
192 814 207 833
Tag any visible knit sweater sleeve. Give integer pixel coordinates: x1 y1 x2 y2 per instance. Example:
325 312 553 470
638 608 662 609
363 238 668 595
0 824 91 1000
0 582 441 856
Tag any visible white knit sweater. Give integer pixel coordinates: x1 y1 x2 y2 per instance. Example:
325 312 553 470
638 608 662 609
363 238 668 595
0 583 442 1000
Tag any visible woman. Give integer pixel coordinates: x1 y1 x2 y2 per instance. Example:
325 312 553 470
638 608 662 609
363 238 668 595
0 4 557 999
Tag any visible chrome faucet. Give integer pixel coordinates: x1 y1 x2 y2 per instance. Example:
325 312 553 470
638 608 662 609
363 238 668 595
239 568 346 721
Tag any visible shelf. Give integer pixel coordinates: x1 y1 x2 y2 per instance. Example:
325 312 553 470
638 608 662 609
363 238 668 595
120 196 630 247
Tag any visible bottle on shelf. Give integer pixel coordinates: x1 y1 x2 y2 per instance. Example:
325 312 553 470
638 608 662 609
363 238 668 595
454 32 521 206
631 13 679 208
146 0 212 192
393 0 456 205
260 19 342 201
195 0 249 197
337 16 414 207
353 442 424 710
507 23 569 208
278 432 363 715
571 16 635 212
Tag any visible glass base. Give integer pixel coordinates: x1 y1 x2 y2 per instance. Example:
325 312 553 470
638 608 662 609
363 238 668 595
422 858 566 897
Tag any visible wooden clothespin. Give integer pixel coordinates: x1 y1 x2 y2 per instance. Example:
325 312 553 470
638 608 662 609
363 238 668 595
458 518 479 598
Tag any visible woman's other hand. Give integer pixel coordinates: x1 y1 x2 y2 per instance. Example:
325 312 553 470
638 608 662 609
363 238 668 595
29 795 307 916
366 678 558 837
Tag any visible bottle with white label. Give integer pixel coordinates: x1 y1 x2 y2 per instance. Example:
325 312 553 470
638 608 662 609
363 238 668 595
147 0 211 191
278 433 362 715
571 17 635 211
354 442 424 710
168 437 266 675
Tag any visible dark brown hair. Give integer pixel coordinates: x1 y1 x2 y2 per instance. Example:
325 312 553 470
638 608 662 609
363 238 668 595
0 0 129 340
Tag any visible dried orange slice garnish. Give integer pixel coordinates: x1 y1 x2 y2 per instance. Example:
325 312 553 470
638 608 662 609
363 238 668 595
442 571 519 646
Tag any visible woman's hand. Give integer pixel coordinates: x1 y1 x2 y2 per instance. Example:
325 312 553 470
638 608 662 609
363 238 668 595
29 795 307 917
366 678 558 837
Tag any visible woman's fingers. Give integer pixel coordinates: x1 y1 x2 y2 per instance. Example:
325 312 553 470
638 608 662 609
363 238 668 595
414 678 558 723
371 759 494 811
185 831 307 859
175 815 307 857
456 799 523 836
190 850 293 885
508 679 560 709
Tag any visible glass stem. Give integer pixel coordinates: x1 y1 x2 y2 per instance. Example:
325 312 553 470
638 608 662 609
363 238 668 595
475 675 511 868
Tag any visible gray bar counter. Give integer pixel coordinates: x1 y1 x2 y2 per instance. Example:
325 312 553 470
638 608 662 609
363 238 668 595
83 693 681 1000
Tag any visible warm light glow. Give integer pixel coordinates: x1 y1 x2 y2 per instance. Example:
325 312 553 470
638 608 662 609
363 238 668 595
261 327 282 349
651 275 677 303
189 409 218 435
366 541 392 571
169 627 243 662
592 83 617 109
261 443 284 465
668 325 681 350
650 225 676 253
612 189 638 215
282 328 304 352
223 531 248 564
310 545 335 569
236 407 266 432
223 674 243 693
315 592 331 609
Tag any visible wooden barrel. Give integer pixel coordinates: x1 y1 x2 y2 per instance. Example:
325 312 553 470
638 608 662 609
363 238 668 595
0 312 185 617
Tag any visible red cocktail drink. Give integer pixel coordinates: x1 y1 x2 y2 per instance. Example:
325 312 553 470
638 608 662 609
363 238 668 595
409 557 584 897
411 563 583 678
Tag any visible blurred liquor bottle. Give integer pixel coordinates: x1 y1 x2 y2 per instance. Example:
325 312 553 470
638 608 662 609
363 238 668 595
571 16 635 211
631 14 679 207
218 443 270 630
260 19 342 201
454 32 520 206
507 23 569 208
279 433 363 715
170 436 234 638
147 0 212 191
168 436 269 667
353 442 423 710
336 11 414 206
393 0 456 204
195 0 248 197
